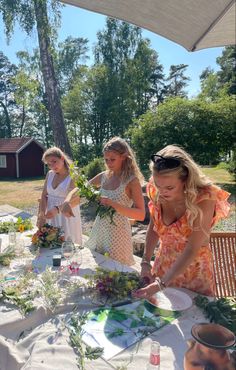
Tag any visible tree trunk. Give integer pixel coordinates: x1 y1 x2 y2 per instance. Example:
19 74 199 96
19 105 25 137
0 100 11 137
33 0 72 156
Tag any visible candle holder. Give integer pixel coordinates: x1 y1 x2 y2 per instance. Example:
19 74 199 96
184 323 235 370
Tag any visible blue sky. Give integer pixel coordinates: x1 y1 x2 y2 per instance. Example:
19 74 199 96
0 3 224 97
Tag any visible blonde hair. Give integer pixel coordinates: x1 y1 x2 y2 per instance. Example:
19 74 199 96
103 137 144 184
150 145 212 228
42 147 72 170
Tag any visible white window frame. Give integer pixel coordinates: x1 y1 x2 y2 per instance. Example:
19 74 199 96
0 155 7 168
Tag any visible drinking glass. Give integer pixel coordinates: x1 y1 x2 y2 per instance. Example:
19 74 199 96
61 240 74 266
69 249 82 275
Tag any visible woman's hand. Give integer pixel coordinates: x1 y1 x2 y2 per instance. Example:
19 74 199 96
132 281 160 299
37 215 46 229
141 264 154 282
60 202 75 217
45 207 58 219
99 196 115 208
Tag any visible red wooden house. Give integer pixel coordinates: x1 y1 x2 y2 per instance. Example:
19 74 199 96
0 137 45 178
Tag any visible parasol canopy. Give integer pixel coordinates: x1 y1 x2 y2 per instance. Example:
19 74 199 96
61 0 235 51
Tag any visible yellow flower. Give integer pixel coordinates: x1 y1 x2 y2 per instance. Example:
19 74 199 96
18 224 25 233
126 281 133 289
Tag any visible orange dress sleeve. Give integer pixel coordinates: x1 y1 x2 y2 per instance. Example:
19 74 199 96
196 184 231 227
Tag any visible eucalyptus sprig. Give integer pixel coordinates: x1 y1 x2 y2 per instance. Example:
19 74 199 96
70 164 116 224
39 267 63 311
0 246 15 266
0 272 36 316
68 313 104 369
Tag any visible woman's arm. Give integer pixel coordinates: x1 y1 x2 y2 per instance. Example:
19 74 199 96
59 173 103 217
134 198 216 298
37 174 49 227
100 178 145 221
88 172 103 187
140 217 159 281
45 179 80 219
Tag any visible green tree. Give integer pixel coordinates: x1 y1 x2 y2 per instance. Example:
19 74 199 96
166 64 190 97
15 50 53 147
93 18 165 141
0 52 17 137
216 46 236 95
11 70 40 137
0 0 72 155
128 97 235 169
56 36 89 93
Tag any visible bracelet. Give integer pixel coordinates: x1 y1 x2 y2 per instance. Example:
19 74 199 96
155 276 167 290
140 260 151 268
55 206 60 214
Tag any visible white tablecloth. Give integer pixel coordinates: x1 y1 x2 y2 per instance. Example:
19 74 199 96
0 232 207 370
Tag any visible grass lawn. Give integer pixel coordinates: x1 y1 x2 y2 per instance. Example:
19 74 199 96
0 177 44 209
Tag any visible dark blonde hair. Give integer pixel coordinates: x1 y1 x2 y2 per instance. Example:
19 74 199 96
150 145 212 228
42 147 72 170
103 137 144 184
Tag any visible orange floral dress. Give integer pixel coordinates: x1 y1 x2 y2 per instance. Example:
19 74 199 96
147 181 231 296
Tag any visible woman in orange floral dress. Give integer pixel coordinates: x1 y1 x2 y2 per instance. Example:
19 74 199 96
134 145 230 297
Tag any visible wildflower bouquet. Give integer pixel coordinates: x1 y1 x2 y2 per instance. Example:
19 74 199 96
31 223 64 248
0 217 33 234
85 267 149 303
70 164 116 224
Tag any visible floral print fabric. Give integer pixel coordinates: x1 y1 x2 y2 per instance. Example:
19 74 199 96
147 182 231 296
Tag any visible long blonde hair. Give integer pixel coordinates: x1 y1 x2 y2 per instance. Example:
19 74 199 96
103 137 144 184
150 145 212 228
42 147 72 170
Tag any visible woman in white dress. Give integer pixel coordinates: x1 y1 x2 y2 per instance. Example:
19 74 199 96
37 147 83 245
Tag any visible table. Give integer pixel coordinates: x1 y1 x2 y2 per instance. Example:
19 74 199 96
0 232 207 370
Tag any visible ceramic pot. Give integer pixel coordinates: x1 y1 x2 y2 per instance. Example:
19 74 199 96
184 323 235 370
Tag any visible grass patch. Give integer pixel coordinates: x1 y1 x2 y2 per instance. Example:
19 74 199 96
201 166 235 184
0 178 44 209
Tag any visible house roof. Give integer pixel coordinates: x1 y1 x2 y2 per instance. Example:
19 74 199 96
0 137 45 154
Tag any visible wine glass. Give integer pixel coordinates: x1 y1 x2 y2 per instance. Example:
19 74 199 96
69 248 82 275
61 240 74 266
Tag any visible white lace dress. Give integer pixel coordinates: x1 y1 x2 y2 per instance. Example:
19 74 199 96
85 173 135 266
46 171 83 245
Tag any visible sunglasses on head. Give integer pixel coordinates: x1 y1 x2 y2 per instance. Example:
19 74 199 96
150 154 181 171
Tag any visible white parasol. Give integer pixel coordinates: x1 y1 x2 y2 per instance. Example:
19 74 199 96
61 0 235 51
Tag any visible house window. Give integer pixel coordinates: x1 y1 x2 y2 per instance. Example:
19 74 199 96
0 155 7 168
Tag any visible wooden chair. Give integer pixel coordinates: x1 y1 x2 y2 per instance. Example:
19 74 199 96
210 232 236 298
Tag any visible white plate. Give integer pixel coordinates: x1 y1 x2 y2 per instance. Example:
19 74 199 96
148 287 192 311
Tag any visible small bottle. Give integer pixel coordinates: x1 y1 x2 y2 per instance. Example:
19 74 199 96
8 219 16 247
146 341 160 370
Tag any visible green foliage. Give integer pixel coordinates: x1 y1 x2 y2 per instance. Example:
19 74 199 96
194 295 236 334
85 267 147 302
81 157 105 180
70 164 116 223
0 246 15 266
0 217 33 234
166 64 190 97
216 46 236 95
128 96 235 168
0 272 36 315
68 313 103 369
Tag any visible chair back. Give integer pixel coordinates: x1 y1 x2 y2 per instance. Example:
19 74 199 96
210 232 236 298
